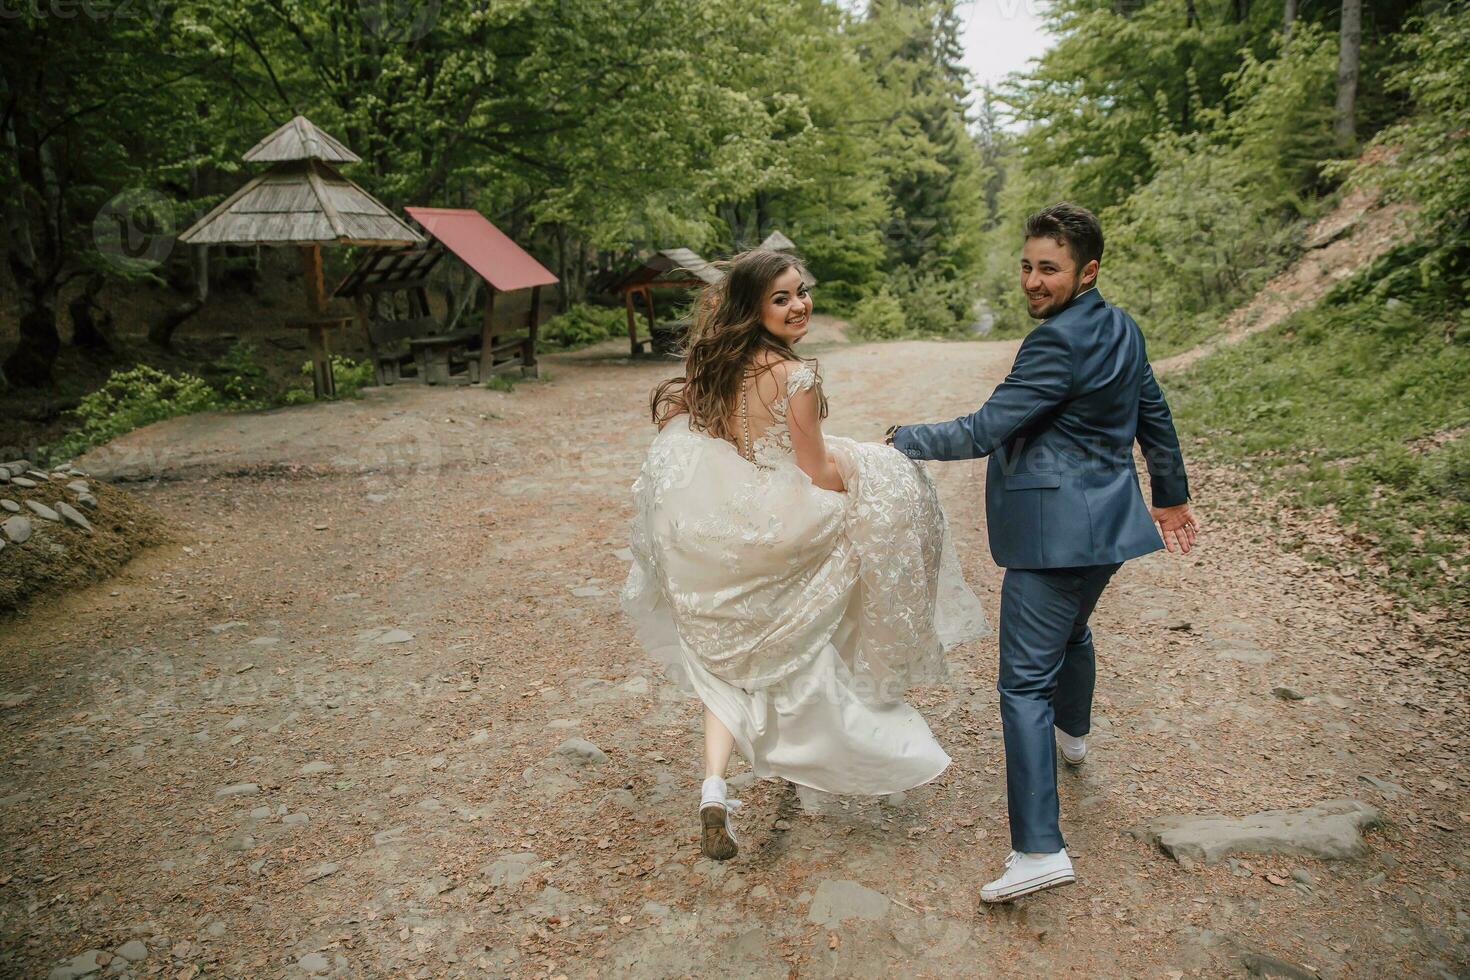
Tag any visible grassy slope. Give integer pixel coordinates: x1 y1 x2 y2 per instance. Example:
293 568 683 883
1166 248 1469 610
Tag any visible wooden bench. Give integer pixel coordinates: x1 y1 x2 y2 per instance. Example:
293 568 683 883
365 315 436 385
410 329 479 385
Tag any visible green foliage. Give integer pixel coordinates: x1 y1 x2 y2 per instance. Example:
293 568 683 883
482 374 521 393
851 285 908 340
206 340 273 407
893 267 974 336
298 355 374 401
1346 2 1470 301
1103 28 1339 355
1169 256 1470 609
42 366 226 464
541 304 626 350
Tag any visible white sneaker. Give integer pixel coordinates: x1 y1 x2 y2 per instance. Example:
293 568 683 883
699 776 744 861
1056 727 1087 766
980 849 1075 903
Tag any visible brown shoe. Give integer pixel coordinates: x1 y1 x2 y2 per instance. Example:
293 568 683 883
699 800 742 861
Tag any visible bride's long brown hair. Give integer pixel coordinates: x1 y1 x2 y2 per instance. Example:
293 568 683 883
650 248 826 442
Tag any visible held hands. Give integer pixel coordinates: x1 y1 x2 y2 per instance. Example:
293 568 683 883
884 424 899 447
1150 503 1199 555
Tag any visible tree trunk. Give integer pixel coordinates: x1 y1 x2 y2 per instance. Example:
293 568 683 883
554 223 569 311
148 245 209 348
1283 0 1297 39
0 100 62 387
1334 0 1361 150
69 273 115 353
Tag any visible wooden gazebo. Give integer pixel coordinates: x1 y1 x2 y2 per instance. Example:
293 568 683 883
611 247 723 357
335 208 558 384
177 116 423 398
759 229 817 288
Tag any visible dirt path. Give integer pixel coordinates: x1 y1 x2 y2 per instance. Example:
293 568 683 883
1 340 1466 978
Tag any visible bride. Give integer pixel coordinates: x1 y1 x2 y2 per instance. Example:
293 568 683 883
620 248 988 861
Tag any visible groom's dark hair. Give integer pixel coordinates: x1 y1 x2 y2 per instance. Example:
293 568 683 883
1023 203 1104 269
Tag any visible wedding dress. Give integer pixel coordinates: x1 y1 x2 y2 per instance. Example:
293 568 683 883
620 363 989 795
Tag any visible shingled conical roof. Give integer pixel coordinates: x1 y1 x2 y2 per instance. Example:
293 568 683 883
178 117 419 247
242 115 362 164
177 159 422 247
760 230 797 252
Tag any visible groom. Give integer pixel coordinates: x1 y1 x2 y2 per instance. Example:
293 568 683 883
887 202 1198 903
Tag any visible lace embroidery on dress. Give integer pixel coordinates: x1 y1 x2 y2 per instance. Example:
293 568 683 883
746 363 819 469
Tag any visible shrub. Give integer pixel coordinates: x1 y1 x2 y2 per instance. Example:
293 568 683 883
42 365 224 464
541 303 626 349
297 354 374 400
851 285 907 340
207 339 272 407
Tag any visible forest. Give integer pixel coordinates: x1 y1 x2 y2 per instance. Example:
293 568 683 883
1 0 1467 604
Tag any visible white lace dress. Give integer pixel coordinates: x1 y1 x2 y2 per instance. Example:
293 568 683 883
620 364 989 795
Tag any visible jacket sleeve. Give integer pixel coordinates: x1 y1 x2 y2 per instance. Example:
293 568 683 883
892 323 1075 462
1136 361 1191 507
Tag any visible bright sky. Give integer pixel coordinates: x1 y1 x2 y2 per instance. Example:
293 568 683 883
955 0 1054 91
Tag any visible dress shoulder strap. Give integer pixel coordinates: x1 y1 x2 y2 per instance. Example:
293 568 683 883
784 362 818 397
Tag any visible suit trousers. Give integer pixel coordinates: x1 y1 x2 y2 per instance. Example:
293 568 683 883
998 562 1122 853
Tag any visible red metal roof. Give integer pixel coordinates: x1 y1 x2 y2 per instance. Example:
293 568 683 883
404 207 558 293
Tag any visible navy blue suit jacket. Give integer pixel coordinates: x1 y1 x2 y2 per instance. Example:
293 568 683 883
893 288 1190 569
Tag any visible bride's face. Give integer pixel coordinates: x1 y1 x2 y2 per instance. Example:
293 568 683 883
759 267 811 345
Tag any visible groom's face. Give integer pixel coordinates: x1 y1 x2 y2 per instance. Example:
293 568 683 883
1020 236 1098 319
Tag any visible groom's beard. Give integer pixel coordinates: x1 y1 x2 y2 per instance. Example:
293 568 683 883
1027 274 1084 320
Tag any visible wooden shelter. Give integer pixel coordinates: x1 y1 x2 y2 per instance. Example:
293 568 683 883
610 247 723 357
177 116 423 397
335 208 558 385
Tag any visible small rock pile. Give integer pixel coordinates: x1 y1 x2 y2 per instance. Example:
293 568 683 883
0 458 169 613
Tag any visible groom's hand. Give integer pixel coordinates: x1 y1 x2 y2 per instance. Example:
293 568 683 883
1150 503 1199 555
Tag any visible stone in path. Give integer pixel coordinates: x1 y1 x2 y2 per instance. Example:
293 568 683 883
373 628 415 645
553 737 608 765
0 499 18 513
114 940 148 962
302 861 338 882
4 515 33 543
1144 799 1381 864
24 499 59 521
1242 951 1322 978
806 879 891 927
299 761 336 775
482 852 540 887
46 948 108 980
215 782 260 798
297 951 330 973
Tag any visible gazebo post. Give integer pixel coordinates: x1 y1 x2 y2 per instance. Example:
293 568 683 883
523 284 541 377
300 243 336 398
479 287 498 380
624 288 639 357
643 285 656 338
